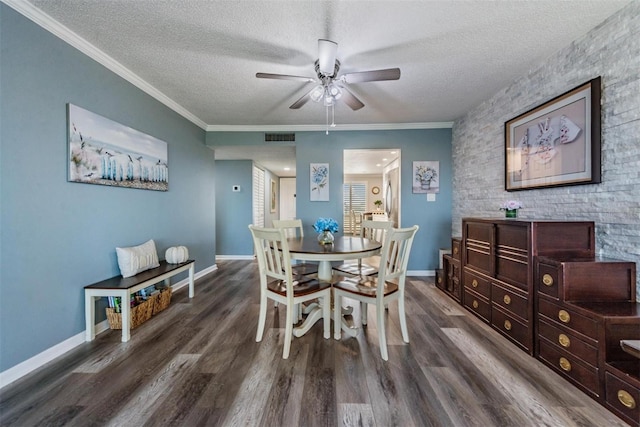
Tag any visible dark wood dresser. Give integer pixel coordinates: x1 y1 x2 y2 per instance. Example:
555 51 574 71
536 256 639 426
438 237 461 302
462 218 596 355
437 218 640 426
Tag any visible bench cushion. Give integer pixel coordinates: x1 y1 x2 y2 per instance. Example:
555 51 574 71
116 239 160 278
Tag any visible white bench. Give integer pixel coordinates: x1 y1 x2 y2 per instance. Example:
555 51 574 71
84 260 195 342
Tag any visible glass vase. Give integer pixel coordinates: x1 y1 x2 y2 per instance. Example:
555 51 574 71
317 230 334 245
505 209 518 218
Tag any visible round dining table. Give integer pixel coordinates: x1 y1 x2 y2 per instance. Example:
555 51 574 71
286 235 382 338
286 235 382 282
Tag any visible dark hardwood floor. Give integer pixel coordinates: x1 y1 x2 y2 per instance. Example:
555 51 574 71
0 260 628 426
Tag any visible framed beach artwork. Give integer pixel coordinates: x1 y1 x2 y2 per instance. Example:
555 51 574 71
310 163 329 201
412 161 439 194
505 77 601 191
67 104 168 191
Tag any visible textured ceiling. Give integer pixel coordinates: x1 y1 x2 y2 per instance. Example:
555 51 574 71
12 0 630 175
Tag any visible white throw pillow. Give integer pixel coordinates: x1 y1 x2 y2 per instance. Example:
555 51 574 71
116 239 160 278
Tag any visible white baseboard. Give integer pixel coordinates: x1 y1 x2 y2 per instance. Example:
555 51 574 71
1 328 84 389
0 263 218 390
171 263 218 291
408 270 435 277
216 255 254 260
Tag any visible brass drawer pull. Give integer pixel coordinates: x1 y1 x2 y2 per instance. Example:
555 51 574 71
504 320 512 331
453 247 459 254
472 279 478 288
503 295 511 305
558 334 570 348
617 390 636 409
559 357 572 372
558 310 571 323
472 300 479 309
542 274 554 286
437 277 442 284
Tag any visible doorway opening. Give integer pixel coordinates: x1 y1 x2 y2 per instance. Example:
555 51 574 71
343 149 401 235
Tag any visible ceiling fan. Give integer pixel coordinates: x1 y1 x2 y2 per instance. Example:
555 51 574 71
256 39 401 111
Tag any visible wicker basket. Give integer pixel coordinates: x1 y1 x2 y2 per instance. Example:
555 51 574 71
152 287 172 315
106 295 155 330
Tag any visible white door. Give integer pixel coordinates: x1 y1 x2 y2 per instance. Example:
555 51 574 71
279 177 296 220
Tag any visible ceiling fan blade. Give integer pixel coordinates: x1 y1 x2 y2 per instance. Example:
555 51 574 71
289 87 315 109
318 39 338 76
339 86 365 111
342 68 401 84
256 72 315 82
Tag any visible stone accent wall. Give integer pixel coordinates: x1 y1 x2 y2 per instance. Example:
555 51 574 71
452 1 640 298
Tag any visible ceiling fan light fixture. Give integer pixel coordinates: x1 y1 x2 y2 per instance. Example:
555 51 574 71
318 39 338 76
328 83 342 100
323 92 335 107
309 84 324 103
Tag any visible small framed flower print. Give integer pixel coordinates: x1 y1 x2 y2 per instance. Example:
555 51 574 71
310 163 329 201
412 161 439 194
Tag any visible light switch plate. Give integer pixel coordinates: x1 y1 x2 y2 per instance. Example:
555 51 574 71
427 193 436 202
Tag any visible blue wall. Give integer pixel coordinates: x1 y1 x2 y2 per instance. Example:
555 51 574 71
209 129 453 270
215 160 253 255
294 130 452 271
0 5 216 371
214 159 280 256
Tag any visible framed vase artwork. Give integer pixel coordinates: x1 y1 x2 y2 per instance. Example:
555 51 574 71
67 104 168 191
310 163 329 201
505 77 601 191
412 161 439 194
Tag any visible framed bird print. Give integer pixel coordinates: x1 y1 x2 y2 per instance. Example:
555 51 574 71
67 104 168 191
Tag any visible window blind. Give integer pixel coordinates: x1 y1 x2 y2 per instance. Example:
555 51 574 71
343 182 367 234
252 166 265 227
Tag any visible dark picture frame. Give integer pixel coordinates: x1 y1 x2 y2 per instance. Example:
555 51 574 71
504 77 601 191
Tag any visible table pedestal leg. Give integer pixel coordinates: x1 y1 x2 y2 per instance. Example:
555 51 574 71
317 260 332 282
293 307 323 337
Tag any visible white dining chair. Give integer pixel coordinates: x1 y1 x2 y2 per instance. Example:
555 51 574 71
249 225 331 359
272 219 319 277
349 210 363 235
333 225 419 361
332 220 393 277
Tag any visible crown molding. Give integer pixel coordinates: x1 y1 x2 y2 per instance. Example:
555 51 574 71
4 0 454 134
2 0 208 130
206 122 454 132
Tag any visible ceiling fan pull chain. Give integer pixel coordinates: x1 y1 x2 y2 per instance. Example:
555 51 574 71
326 106 329 135
331 104 336 128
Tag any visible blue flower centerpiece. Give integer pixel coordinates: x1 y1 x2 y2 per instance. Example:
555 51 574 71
313 217 339 245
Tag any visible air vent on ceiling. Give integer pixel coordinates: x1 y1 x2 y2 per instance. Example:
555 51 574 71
265 133 295 142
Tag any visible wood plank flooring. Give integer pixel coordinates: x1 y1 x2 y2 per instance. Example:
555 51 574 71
0 260 629 426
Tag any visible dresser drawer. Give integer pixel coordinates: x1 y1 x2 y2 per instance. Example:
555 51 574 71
537 262 559 299
492 282 528 321
463 289 490 323
492 307 530 352
538 299 598 339
435 268 445 291
605 372 640 426
444 255 461 302
538 340 599 397
463 221 493 274
538 319 598 367
451 238 461 260
463 269 490 298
